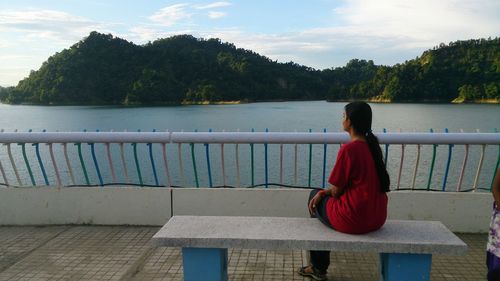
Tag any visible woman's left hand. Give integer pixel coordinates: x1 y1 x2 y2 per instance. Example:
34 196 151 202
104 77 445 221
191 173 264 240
308 191 325 215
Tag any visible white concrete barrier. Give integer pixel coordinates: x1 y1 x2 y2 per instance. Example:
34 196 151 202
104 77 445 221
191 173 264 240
0 187 492 232
172 188 309 217
172 188 491 233
0 187 171 225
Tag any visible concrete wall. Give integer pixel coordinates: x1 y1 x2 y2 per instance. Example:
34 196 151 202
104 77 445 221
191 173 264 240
0 187 492 232
0 187 171 225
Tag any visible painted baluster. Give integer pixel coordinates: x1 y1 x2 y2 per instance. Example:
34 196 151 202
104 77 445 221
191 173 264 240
221 129 226 187
383 128 389 167
0 147 8 186
4 129 21 186
104 129 117 183
250 128 255 186
119 142 129 184
34 129 49 185
161 140 172 187
90 130 104 186
473 129 485 191
177 143 186 187
308 129 312 188
132 129 143 187
205 129 213 188
294 129 298 185
396 129 405 190
492 128 500 190
48 143 62 186
105 142 117 183
235 128 240 188
76 129 91 185
264 128 268 188
441 128 454 191
457 129 468 192
410 129 419 190
279 141 284 185
190 129 199 188
322 128 327 189
148 129 159 186
20 131 36 186
426 128 437 190
6 141 22 186
62 143 75 186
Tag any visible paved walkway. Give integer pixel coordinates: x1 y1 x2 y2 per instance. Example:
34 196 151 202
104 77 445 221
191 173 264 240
0 226 487 281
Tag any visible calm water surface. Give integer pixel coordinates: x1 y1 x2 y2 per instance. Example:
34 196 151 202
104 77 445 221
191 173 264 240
0 101 499 132
0 101 499 190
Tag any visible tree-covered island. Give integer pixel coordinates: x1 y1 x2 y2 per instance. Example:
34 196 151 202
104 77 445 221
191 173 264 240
0 32 498 105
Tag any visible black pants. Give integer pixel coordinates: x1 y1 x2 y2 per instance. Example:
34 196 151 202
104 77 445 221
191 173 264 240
308 189 334 273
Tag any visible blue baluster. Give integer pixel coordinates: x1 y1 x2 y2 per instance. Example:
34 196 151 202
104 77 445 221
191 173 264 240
148 129 159 186
383 128 389 167
250 128 255 186
205 129 213 187
322 128 327 189
33 129 49 186
265 128 268 188
90 129 103 186
442 128 453 191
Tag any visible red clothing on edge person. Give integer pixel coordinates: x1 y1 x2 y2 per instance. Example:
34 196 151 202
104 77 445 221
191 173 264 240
326 140 388 234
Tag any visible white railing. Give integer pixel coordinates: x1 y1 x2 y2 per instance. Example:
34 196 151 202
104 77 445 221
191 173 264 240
0 131 498 144
0 131 499 191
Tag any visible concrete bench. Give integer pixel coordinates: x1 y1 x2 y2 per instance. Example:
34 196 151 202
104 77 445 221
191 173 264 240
152 216 467 281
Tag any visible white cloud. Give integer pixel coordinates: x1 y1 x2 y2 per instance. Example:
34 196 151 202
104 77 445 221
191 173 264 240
0 9 111 43
194 2 232 10
0 9 117 86
149 3 191 27
0 9 86 24
208 11 226 19
333 0 500 47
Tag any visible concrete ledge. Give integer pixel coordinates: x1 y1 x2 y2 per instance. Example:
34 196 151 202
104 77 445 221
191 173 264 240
173 188 491 233
0 187 492 232
0 187 172 225
172 188 309 217
153 216 467 254
388 191 491 233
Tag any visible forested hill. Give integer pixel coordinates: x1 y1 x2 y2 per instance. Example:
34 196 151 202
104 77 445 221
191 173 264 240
344 38 500 102
0 32 498 105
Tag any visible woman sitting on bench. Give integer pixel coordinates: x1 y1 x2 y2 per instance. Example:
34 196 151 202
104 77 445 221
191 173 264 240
299 101 390 281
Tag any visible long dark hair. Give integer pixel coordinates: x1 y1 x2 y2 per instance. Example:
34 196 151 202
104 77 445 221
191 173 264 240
345 102 390 192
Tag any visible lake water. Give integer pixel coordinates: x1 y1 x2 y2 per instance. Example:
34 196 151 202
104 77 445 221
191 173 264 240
0 101 499 133
0 101 499 190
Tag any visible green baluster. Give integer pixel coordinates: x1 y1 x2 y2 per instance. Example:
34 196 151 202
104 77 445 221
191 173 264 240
426 128 437 190
20 143 35 186
76 143 90 185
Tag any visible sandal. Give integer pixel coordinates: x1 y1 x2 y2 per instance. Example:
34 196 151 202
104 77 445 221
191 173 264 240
298 265 327 281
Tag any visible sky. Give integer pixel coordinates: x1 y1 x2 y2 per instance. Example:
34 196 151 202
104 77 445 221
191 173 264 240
0 0 499 86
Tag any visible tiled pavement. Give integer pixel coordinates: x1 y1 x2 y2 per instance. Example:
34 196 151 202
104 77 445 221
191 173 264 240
0 226 487 281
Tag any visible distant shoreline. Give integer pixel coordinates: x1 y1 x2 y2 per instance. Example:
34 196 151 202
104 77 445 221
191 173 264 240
1 98 499 106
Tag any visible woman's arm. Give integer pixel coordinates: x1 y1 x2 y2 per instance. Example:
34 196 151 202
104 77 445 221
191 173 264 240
325 184 344 199
308 184 345 214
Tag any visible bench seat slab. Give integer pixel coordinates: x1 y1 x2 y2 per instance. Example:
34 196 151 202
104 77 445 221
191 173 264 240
380 253 432 281
182 247 228 281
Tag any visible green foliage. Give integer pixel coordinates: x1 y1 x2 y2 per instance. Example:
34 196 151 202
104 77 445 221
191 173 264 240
2 32 499 105
375 38 500 102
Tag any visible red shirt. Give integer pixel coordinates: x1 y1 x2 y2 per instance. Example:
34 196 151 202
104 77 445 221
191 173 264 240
326 140 388 234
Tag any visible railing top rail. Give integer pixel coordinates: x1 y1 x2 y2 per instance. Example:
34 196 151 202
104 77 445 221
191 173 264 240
0 132 499 145
171 132 500 144
0 132 172 144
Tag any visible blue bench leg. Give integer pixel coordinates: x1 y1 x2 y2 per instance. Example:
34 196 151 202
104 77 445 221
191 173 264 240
182 247 228 281
379 253 432 281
